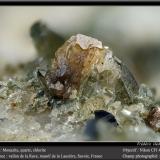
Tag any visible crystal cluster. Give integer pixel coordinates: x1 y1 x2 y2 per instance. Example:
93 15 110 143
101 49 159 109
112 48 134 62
0 29 159 141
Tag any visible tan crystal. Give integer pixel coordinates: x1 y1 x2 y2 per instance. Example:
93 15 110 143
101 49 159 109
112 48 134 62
45 34 106 99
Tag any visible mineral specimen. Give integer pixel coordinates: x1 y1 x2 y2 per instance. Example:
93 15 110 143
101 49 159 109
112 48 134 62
0 30 159 142
146 107 160 131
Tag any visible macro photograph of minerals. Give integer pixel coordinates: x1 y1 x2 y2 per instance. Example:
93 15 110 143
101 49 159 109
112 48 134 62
1 6 160 141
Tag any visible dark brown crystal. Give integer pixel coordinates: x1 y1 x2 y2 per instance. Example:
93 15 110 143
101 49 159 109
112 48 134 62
146 107 160 131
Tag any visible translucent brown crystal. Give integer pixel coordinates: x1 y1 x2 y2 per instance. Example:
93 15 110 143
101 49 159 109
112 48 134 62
146 107 160 131
42 34 106 99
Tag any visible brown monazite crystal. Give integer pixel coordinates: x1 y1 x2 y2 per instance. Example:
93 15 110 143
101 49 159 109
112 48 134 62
38 34 139 103
43 34 106 99
146 107 160 131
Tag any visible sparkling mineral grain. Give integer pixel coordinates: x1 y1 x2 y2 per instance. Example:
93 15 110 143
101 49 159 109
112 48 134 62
146 107 160 131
